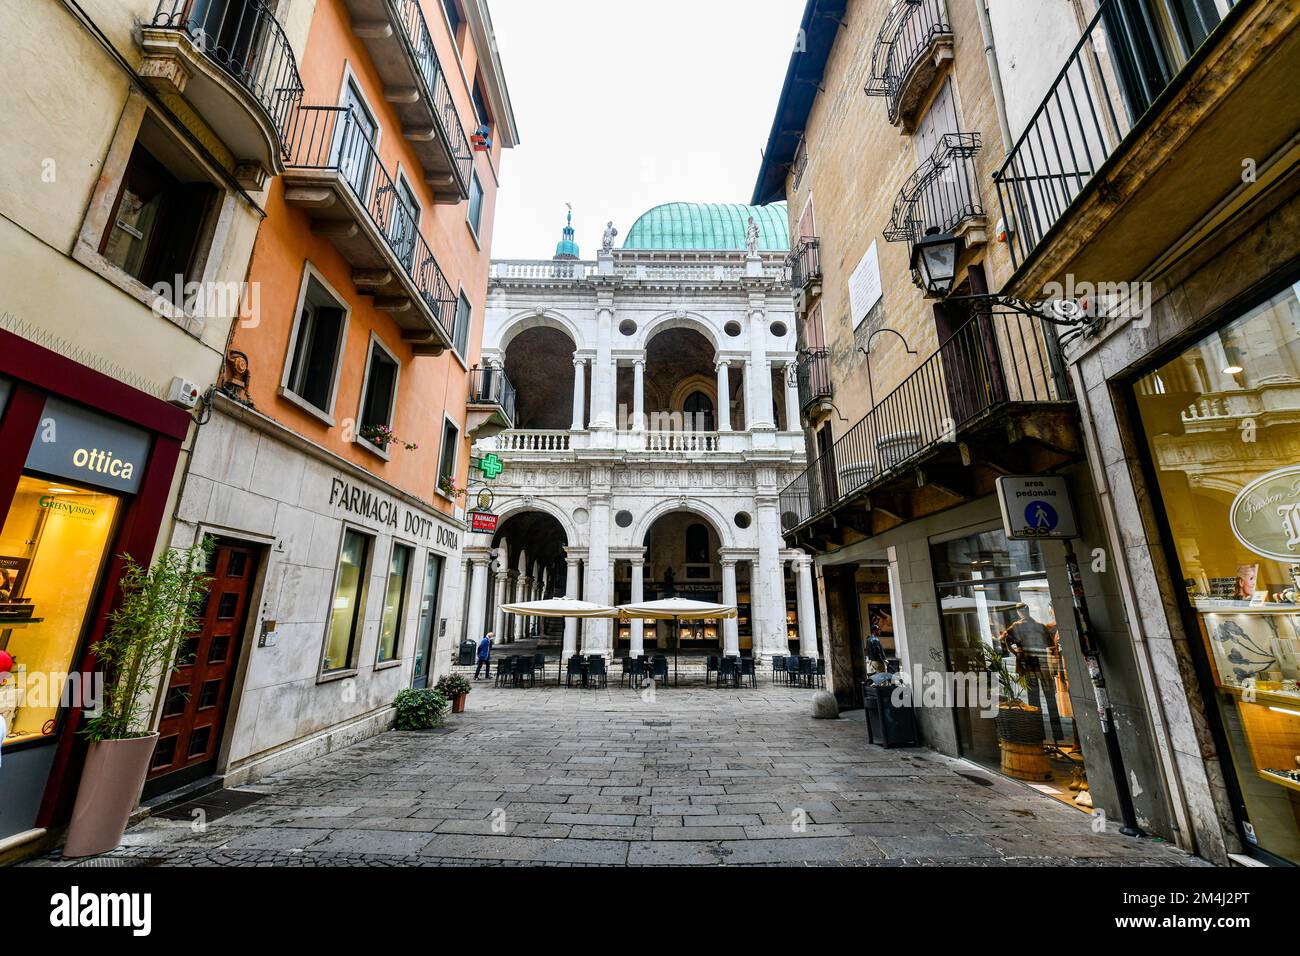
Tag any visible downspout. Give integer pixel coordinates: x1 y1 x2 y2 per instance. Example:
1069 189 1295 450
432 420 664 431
974 0 1014 152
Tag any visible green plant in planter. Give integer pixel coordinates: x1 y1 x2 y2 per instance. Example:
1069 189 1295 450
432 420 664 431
83 538 213 743
978 643 1029 708
393 688 450 731
435 673 472 698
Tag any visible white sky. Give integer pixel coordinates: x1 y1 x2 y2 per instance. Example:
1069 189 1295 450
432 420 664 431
487 0 807 260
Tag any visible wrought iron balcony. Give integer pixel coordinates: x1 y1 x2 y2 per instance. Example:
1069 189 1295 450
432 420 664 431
779 311 1074 537
282 106 456 353
796 348 833 415
786 237 822 294
993 0 1240 271
865 0 954 130
143 0 304 187
467 365 517 436
342 0 473 202
884 132 985 287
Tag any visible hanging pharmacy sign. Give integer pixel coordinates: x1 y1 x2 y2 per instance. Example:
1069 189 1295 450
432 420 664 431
996 475 1079 540
1229 464 1300 562
469 511 499 533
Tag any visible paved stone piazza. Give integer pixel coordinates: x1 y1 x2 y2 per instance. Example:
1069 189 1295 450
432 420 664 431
50 682 1204 867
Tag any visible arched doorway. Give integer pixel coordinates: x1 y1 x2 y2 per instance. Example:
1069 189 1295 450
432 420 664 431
638 327 730 432
503 327 579 430
489 510 569 644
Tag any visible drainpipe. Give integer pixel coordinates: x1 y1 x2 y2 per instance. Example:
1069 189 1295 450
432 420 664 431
975 0 1014 152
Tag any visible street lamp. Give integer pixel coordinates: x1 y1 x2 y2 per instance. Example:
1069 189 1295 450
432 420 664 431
910 228 960 298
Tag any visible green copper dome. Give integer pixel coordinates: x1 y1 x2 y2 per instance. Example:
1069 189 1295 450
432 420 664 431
554 207 580 260
623 202 789 251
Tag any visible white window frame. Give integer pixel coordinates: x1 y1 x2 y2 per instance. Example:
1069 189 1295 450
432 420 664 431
318 522 376 682
435 412 462 500
465 170 484 245
279 262 352 424
354 332 403 461
376 537 417 668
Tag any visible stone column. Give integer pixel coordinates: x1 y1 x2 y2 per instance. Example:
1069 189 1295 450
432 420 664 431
794 553 817 658
754 466 787 656
633 357 646 432
505 570 519 641
465 550 492 646
583 483 613 656
492 569 508 644
720 558 740 657
783 361 800 431
629 557 645 657
571 357 587 430
746 306 775 430
591 297 616 431
715 360 732 432
520 572 533 638
563 556 581 660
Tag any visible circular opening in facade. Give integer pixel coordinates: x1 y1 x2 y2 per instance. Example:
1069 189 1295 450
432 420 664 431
770 321 789 339
615 510 634 528
734 512 752 529
781 511 800 530
724 320 742 338
619 319 637 336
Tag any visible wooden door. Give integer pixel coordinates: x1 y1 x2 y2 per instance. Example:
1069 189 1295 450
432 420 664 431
146 541 259 790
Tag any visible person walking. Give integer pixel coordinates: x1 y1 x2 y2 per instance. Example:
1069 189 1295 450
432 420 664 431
473 631 494 680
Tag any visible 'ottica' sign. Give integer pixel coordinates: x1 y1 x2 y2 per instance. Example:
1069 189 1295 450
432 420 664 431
25 397 152 495
1229 464 1300 562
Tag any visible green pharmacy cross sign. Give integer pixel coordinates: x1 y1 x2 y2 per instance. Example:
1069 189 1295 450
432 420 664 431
474 453 504 480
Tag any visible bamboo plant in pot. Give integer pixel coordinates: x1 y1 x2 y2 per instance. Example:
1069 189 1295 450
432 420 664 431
63 539 211 858
980 644 1049 781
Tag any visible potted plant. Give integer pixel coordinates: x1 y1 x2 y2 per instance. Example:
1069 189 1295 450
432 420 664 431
63 539 212 858
392 688 450 730
980 644 1048 781
435 673 472 713
359 423 418 451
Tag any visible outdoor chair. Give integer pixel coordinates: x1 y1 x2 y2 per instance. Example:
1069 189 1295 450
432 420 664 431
515 655 536 688
566 655 585 687
705 655 719 686
650 656 669 685
533 653 547 680
495 656 516 688
739 657 756 688
718 656 738 688
814 658 826 688
619 657 633 687
798 656 814 688
587 656 608 689
771 655 787 685
628 657 647 688
784 656 800 685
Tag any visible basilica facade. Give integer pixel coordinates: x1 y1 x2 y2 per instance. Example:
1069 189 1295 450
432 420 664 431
459 203 816 666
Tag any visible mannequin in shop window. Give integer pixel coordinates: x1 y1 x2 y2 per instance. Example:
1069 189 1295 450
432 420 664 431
998 606 1065 743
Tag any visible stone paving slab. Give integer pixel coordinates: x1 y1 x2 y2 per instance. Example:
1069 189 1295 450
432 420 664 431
34 681 1210 868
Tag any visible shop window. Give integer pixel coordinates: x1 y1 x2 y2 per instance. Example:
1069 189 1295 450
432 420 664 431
437 419 460 493
1133 282 1300 865
0 476 120 750
99 135 216 291
358 339 400 450
377 543 413 664
285 276 347 415
932 530 1085 812
323 528 372 674
467 173 484 237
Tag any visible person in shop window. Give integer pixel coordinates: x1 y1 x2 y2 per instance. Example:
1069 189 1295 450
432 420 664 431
998 606 1066 743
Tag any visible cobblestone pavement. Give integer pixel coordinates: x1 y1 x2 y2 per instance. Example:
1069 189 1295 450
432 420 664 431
38 681 1207 867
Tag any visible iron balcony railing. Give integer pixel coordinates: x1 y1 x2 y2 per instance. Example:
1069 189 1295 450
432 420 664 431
394 0 474 195
285 105 457 338
865 0 952 125
468 365 517 422
152 0 304 151
791 138 810 192
796 348 833 411
779 311 1067 531
786 237 822 292
885 132 983 287
993 0 1240 269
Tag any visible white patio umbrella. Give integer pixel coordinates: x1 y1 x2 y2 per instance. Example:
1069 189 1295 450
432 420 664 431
617 598 738 686
498 598 619 685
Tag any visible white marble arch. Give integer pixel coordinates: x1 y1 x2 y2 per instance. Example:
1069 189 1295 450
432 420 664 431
629 497 738 552
489 496 580 548
495 308 583 355
638 310 725 354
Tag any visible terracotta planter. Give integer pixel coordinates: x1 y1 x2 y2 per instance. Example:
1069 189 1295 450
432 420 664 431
452 692 467 714
63 733 159 858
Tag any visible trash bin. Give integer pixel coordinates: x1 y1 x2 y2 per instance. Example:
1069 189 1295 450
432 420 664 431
458 640 477 666
863 680 920 748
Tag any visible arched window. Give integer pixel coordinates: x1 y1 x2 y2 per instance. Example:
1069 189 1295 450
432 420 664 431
685 523 710 564
683 391 714 431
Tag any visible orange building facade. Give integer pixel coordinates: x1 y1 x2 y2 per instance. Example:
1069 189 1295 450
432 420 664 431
157 0 518 796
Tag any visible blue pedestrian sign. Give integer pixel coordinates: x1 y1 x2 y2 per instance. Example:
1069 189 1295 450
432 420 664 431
997 476 1079 540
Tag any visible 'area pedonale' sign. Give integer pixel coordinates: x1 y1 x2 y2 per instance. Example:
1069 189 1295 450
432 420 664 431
328 476 459 552
1229 464 1300 562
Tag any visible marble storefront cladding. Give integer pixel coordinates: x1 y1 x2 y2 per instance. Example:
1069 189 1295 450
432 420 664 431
169 402 466 786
